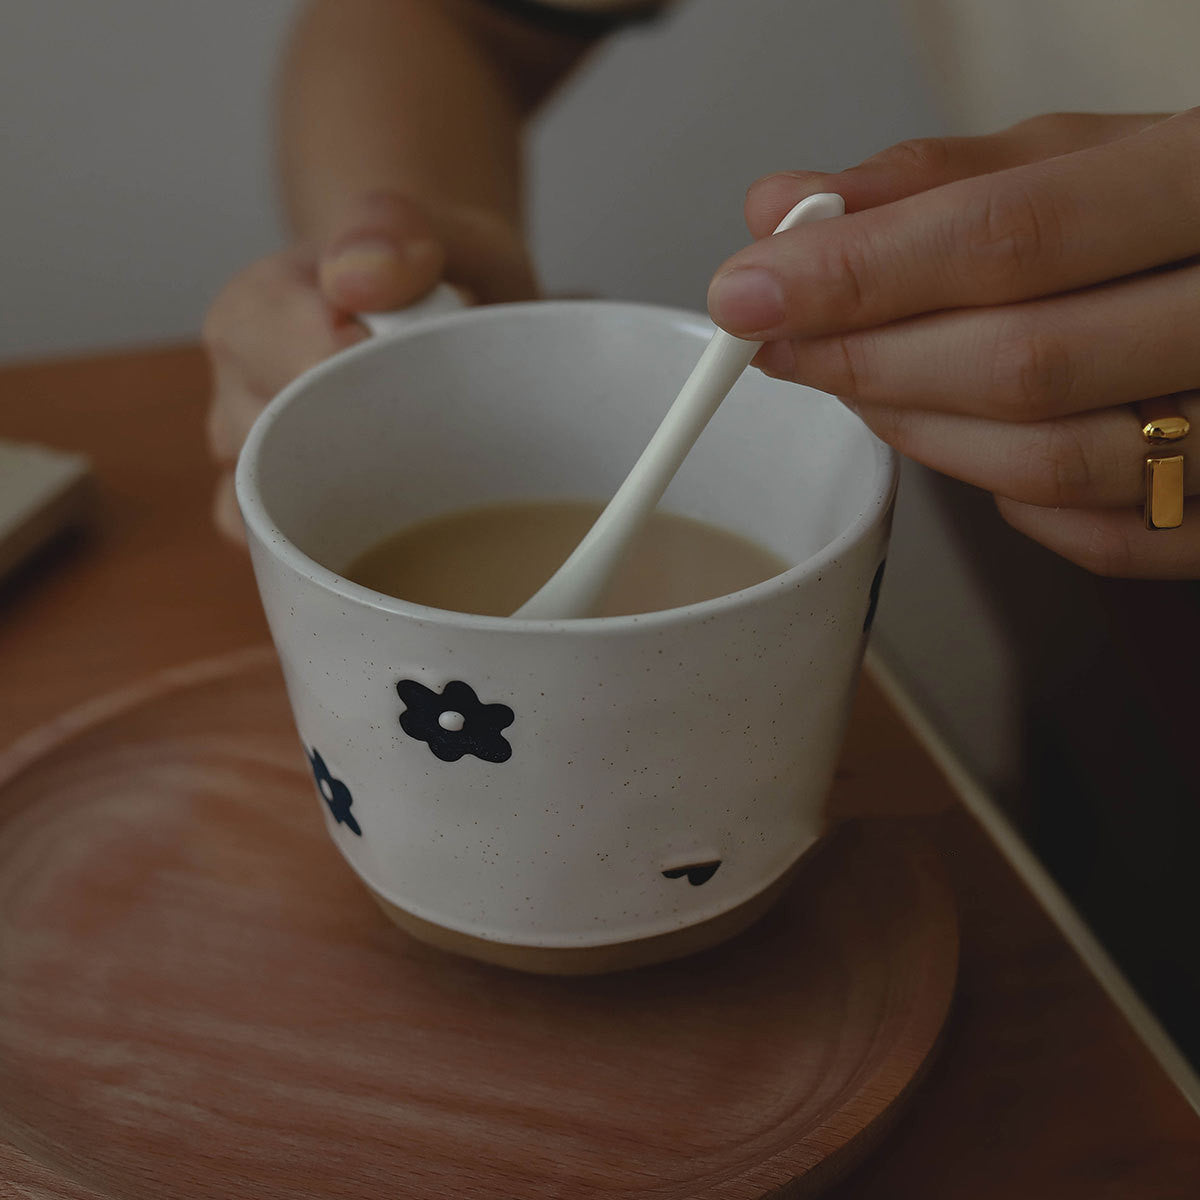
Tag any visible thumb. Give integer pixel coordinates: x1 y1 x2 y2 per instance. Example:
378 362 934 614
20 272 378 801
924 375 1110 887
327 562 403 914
317 192 446 313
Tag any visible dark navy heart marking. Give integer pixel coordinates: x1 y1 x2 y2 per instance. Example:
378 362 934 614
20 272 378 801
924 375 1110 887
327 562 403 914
662 861 721 886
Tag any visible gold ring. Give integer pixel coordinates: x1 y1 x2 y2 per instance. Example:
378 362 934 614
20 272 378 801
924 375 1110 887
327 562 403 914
1139 395 1189 530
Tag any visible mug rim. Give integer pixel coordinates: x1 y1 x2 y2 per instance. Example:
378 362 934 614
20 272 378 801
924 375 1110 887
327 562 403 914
236 298 898 635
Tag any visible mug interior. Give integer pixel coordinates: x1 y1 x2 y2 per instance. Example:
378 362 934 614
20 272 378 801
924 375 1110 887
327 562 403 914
240 302 891 592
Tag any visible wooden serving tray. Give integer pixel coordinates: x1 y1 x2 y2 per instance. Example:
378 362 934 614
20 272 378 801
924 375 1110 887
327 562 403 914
0 649 957 1199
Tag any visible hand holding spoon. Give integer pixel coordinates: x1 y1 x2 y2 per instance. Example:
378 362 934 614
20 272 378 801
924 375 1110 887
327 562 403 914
513 192 845 620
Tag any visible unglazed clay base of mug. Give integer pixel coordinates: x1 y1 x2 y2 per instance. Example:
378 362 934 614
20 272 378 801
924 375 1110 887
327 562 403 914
368 852 811 975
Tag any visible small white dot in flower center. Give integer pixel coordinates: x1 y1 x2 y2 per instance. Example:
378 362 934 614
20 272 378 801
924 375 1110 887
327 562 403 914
438 710 466 732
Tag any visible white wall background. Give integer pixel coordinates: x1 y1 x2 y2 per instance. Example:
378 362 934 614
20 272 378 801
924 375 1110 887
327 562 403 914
1 1 294 362
0 0 1024 791
1 0 947 362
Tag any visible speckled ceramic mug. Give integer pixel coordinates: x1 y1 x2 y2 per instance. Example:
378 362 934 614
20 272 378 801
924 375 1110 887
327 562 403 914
237 300 896 972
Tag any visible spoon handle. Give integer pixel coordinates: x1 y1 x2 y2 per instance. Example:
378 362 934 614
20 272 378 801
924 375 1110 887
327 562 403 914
513 192 845 620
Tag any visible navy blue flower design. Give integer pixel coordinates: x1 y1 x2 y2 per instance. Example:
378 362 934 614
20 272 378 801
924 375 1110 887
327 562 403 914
308 747 362 836
863 559 887 633
397 679 515 763
662 861 721 887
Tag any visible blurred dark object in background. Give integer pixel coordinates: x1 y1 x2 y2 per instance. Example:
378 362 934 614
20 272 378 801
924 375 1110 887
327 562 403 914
931 473 1200 1070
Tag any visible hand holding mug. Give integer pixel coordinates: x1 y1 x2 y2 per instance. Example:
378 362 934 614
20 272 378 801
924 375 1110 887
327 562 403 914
202 191 537 539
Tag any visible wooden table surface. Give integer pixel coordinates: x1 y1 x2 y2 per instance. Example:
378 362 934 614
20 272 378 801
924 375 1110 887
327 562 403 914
1 344 1197 1197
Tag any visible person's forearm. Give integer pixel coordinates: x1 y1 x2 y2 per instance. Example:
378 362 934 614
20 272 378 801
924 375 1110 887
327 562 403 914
279 0 590 245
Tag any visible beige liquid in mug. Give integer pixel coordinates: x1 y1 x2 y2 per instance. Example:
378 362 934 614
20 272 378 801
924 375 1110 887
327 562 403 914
345 500 788 617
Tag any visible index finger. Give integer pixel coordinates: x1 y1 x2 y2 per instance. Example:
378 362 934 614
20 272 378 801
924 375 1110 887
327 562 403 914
708 108 1200 341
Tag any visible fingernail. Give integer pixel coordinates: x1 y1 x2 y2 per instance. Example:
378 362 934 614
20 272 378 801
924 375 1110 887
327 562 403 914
754 340 794 378
708 267 786 335
321 239 402 287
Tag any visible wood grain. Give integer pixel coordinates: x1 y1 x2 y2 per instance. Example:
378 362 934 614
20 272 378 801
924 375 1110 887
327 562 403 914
0 652 957 1199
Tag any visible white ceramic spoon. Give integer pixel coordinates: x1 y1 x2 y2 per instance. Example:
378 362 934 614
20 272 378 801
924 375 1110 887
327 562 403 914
512 191 845 620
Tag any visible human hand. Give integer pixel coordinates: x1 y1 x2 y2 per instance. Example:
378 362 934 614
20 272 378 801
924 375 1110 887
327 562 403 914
708 110 1200 578
203 192 536 540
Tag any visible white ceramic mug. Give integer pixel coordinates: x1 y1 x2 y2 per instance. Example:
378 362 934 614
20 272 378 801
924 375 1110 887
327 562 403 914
237 298 896 970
